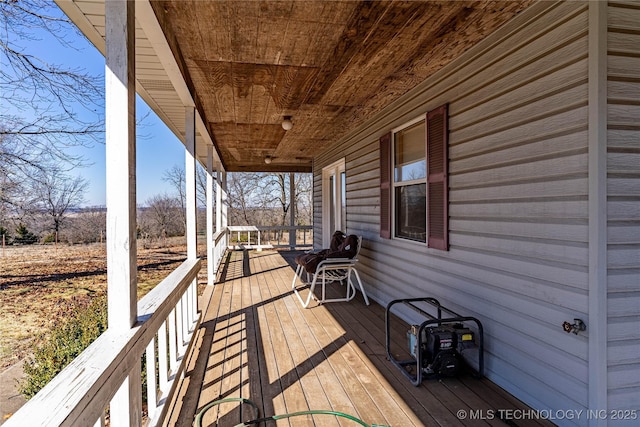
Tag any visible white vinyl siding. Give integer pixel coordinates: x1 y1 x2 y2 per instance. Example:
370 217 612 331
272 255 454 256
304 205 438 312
607 1 640 410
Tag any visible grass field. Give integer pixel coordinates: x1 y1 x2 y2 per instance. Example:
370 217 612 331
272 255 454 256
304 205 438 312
0 237 208 371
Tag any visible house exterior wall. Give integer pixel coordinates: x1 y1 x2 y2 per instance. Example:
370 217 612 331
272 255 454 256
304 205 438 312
313 1 639 424
606 1 640 412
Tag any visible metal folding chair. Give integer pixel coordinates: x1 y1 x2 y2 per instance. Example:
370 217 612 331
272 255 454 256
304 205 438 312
291 235 370 308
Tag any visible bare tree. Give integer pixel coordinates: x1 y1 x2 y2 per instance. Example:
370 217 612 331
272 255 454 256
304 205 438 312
27 166 88 239
64 208 106 243
0 0 104 171
141 194 184 239
293 173 312 225
258 173 312 226
262 173 290 227
161 165 187 227
195 164 207 208
223 172 312 229
0 134 23 224
1 0 107 232
227 172 262 225
162 163 208 221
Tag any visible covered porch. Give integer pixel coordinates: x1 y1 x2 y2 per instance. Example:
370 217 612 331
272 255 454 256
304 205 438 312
165 249 553 427
8 0 637 425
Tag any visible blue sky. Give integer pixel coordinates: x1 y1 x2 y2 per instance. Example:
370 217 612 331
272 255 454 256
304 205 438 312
19 4 186 207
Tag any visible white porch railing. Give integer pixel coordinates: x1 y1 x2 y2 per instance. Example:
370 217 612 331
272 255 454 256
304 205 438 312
227 225 313 250
211 227 229 274
5 225 310 427
4 258 201 427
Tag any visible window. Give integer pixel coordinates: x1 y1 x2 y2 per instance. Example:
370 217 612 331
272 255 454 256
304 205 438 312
379 103 449 250
394 120 426 242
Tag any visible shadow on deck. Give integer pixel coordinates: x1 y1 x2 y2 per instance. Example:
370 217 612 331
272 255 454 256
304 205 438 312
164 249 554 427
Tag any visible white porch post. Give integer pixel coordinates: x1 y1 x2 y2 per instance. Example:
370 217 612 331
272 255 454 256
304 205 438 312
206 146 215 286
105 0 141 425
186 107 197 261
215 169 222 231
185 107 198 326
289 172 296 249
221 171 228 228
105 0 136 331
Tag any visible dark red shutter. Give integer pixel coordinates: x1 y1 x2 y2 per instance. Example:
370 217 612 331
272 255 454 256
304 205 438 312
379 132 392 239
426 104 449 250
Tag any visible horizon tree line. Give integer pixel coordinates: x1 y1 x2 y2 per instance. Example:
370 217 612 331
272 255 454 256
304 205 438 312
0 165 312 246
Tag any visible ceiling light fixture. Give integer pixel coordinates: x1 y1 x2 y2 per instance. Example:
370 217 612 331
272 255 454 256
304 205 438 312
264 155 273 164
281 116 293 131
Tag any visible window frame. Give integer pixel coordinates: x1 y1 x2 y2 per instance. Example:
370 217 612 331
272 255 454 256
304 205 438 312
391 116 427 243
379 103 449 250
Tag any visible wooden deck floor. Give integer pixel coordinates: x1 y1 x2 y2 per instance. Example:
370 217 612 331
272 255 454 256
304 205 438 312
164 250 554 427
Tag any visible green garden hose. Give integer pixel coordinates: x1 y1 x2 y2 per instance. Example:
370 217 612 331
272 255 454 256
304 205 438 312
194 397 391 427
194 397 259 427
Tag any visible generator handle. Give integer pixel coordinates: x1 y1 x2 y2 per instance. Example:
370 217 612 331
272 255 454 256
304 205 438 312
394 297 442 319
387 296 475 321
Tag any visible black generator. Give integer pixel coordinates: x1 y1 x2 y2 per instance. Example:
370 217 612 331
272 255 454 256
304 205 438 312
407 322 476 377
386 297 484 386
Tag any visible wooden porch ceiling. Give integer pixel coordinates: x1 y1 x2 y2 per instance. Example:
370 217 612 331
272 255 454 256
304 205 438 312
165 250 553 427
149 0 534 173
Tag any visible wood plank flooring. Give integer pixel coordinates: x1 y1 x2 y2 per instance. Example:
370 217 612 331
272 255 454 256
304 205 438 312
164 250 555 427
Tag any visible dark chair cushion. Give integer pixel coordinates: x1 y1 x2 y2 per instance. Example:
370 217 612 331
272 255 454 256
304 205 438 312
326 234 358 259
294 231 358 274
